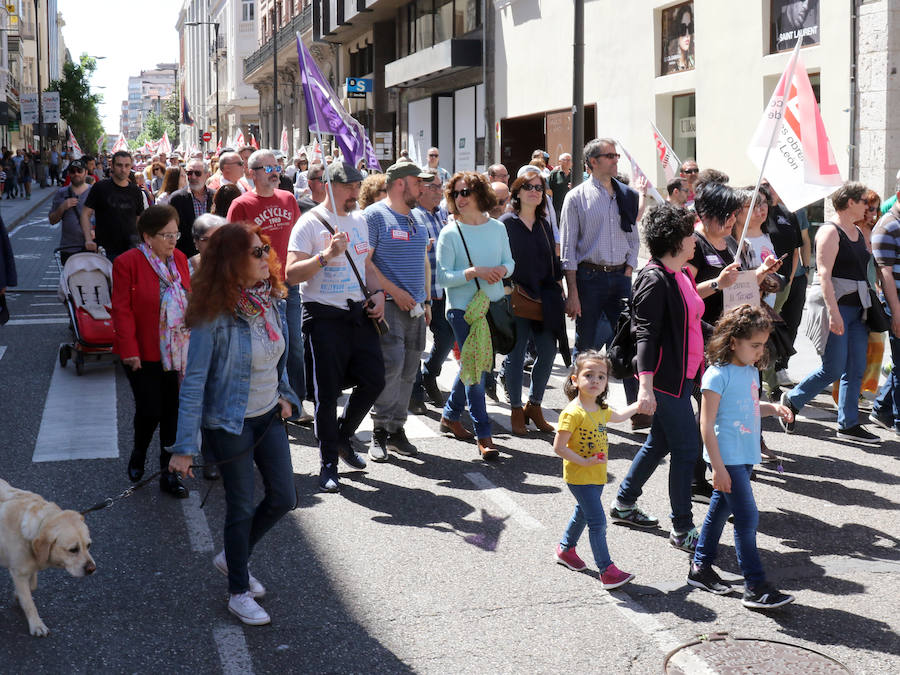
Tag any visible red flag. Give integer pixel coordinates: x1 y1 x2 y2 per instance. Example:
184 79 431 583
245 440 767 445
650 121 680 182
215 137 222 155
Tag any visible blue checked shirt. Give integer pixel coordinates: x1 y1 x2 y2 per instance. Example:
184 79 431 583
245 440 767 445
417 205 445 299
560 176 639 270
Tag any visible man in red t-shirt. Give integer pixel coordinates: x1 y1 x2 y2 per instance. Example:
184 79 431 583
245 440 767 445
227 149 309 422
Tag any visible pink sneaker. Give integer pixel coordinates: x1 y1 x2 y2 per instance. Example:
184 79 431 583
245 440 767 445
555 544 587 571
600 563 635 590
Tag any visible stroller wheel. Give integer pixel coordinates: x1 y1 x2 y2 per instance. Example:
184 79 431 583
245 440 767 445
59 345 71 368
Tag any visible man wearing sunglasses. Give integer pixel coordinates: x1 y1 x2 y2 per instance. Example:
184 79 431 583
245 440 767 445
679 159 700 205
50 159 92 264
228 149 307 422
81 150 145 259
207 151 247 193
168 159 213 258
560 137 641 411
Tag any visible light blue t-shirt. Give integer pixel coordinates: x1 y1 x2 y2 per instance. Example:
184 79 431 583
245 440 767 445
700 363 761 466
436 218 514 311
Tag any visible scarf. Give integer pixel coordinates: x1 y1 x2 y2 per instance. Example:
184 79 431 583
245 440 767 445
235 280 280 341
460 289 492 386
138 243 189 376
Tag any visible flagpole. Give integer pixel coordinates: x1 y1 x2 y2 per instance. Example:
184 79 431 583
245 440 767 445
736 37 803 257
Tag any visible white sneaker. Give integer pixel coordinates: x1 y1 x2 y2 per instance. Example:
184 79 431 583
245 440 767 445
776 369 794 387
213 551 266 599
228 591 271 626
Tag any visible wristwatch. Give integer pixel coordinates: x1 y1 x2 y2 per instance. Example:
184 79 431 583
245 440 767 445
710 280 719 291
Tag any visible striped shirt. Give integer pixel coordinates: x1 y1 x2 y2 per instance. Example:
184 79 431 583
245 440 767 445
416 205 444 299
365 200 428 303
872 204 900 290
559 176 640 270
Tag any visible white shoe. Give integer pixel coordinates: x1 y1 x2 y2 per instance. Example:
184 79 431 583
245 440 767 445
214 550 266 599
228 591 271 626
775 369 794 387
368 440 388 463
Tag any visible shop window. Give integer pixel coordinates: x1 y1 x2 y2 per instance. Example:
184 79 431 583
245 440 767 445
660 2 694 76
770 0 820 54
414 0 434 52
672 93 696 163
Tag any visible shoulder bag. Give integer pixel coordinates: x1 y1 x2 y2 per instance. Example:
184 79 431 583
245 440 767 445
509 217 555 322
310 210 390 336
455 222 516 355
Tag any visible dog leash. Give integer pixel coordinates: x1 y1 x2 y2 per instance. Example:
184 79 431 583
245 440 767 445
80 414 285 515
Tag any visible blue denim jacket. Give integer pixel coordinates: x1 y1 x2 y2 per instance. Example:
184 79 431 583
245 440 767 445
172 300 299 456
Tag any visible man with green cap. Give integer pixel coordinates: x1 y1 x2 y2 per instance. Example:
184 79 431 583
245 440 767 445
364 160 434 461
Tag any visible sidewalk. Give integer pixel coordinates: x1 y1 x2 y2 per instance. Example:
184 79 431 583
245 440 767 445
1 184 58 232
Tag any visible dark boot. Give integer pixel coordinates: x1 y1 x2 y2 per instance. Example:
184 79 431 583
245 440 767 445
127 447 146 482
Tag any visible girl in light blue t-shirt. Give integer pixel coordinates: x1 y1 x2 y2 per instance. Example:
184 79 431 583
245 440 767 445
689 305 796 610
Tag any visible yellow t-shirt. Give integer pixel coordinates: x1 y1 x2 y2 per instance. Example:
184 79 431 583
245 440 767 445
557 399 611 485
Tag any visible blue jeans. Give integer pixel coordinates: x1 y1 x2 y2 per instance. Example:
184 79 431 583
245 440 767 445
873 300 899 428
561 483 613 573
285 285 306 407
616 382 697 533
786 304 867 429
692 464 765 589
443 309 492 439
573 266 637 402
412 297 455 401
503 315 557 407
205 405 296 594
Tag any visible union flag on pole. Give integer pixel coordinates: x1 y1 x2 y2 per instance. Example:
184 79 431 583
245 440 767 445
157 131 172 155
67 128 83 159
650 120 680 181
747 42 842 212
249 133 259 150
619 142 664 205
111 134 129 153
280 126 290 156
233 128 245 148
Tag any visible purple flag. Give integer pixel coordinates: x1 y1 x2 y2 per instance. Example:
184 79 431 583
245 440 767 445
296 34 368 167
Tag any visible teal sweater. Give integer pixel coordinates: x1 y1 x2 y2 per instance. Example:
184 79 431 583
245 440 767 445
436 218 515 311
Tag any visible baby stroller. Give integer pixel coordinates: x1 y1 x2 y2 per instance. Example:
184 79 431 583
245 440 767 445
56 249 115 375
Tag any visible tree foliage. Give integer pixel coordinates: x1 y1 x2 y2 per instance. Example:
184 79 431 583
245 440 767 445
131 97 180 149
46 54 104 151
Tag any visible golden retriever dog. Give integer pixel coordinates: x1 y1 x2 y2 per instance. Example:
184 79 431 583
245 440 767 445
0 478 96 636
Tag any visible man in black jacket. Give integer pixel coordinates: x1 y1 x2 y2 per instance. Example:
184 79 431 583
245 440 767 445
169 158 213 257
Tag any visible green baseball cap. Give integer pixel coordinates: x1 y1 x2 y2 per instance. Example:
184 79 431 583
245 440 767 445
385 160 434 182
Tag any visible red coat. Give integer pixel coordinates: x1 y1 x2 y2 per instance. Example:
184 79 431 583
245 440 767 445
111 248 191 361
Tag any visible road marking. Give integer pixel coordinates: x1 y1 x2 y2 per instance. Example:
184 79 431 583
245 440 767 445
464 472 544 530
181 491 215 553
213 625 255 675
32 351 118 462
0 346 6 361
5 317 68 325
13 253 42 260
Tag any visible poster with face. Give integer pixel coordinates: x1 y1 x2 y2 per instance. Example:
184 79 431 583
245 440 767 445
772 0 819 52
661 2 694 75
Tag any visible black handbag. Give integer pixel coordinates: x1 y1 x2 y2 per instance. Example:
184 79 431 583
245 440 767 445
608 297 635 379
455 223 516 355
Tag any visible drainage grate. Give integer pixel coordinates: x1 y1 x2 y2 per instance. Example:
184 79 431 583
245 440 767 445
664 632 850 674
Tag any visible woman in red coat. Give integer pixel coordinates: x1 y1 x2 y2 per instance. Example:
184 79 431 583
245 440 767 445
112 204 191 497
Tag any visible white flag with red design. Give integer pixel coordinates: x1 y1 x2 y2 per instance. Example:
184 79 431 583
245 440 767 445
157 131 172 155
619 142 665 204
310 138 323 163
280 126 290 156
233 128 245 147
67 128 83 159
111 134 129 153
650 121 680 181
215 137 222 155
747 49 842 212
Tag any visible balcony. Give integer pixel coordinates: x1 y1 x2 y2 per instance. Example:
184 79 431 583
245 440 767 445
384 37 481 88
243 5 312 80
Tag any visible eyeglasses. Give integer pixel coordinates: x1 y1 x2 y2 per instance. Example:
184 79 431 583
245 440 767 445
428 153 439 158
250 244 271 259
450 188 473 199
186 170 204 177
520 183 543 192
193 234 211 242
867 206 878 213
682 168 699 174
595 153 620 160
155 232 181 242
678 22 694 37
253 165 282 174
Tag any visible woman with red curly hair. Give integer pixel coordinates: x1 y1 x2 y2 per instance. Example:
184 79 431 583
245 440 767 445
170 222 299 627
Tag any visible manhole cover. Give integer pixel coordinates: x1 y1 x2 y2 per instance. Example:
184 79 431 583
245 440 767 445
664 632 850 674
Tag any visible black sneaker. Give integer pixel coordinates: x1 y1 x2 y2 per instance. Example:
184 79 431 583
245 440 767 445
369 427 389 463
779 392 797 433
338 441 367 470
836 424 880 446
742 582 795 609
318 464 340 493
609 505 659 528
422 374 445 406
868 412 894 432
691 480 714 504
408 398 428 415
387 428 418 456
687 563 733 595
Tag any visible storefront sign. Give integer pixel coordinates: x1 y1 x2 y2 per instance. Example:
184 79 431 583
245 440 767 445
20 93 38 125
41 92 60 123
346 77 372 99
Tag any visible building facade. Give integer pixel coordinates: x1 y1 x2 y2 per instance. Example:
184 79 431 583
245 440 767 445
210 0 260 145
177 0 213 150
123 65 176 141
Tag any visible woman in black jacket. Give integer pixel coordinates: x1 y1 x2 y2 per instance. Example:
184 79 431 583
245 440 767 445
610 204 706 553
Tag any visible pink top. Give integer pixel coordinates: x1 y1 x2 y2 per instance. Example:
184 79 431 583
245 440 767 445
671 265 705 379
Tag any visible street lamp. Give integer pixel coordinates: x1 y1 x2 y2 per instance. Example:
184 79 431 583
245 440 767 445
184 21 221 149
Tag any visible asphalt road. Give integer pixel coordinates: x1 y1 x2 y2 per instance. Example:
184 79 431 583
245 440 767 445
1 211 898 673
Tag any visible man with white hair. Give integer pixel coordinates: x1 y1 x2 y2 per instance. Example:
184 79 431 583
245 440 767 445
168 158 213 257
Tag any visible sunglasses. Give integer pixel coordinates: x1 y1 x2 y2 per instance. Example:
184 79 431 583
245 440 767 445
596 153 620 160
428 153 439 158
867 206 878 212
254 165 282 174
251 244 271 259
679 22 694 37
186 170 204 177
450 188 473 199
520 183 543 192
682 168 699 174
193 235 211 242
155 232 181 242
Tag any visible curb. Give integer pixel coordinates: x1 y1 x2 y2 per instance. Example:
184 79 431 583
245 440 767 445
3 188 57 233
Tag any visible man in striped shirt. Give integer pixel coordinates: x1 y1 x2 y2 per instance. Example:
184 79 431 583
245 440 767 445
560 137 641 410
870 177 900 434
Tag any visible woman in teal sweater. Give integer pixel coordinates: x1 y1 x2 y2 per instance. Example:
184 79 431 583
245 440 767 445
436 171 514 459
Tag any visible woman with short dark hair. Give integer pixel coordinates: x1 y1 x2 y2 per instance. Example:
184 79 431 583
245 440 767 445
213 183 242 217
611 204 705 552
111 204 191 496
